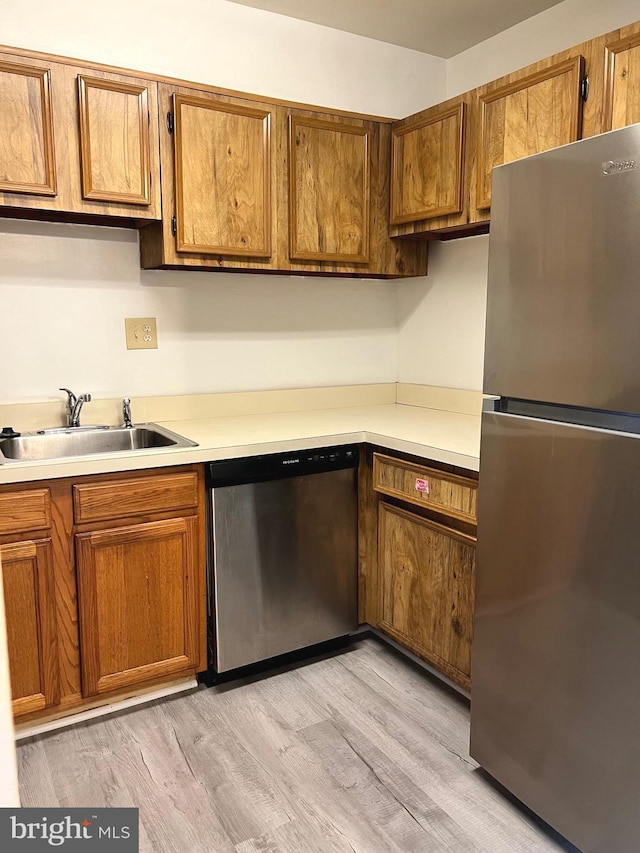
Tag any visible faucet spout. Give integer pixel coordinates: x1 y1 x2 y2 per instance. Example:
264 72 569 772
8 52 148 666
60 388 92 428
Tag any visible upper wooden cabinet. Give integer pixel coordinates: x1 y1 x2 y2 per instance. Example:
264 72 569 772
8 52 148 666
0 60 56 196
603 24 640 130
475 56 585 211
140 84 426 277
288 114 370 263
77 76 153 206
390 101 465 225
173 93 273 257
0 50 160 221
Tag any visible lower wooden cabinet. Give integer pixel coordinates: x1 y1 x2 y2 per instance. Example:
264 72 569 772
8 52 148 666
377 502 476 690
0 465 206 725
359 447 478 690
76 517 200 696
1 538 59 717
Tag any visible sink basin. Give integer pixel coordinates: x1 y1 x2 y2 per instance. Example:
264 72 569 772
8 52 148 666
0 424 198 463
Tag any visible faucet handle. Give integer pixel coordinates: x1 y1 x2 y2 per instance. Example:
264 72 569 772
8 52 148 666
59 387 77 407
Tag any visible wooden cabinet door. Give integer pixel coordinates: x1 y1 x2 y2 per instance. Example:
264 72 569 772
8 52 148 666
173 92 273 257
0 59 56 196
288 114 370 263
390 101 465 225
476 56 585 210
76 517 199 696
77 74 153 206
378 503 476 690
604 28 640 130
1 539 59 717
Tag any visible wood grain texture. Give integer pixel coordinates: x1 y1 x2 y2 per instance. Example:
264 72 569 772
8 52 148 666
603 24 640 130
140 85 428 278
0 488 51 535
0 50 160 220
390 101 465 225
476 56 585 210
17 638 574 852
0 59 56 195
288 114 370 262
1 538 59 716
358 445 379 626
78 75 151 205
378 503 476 689
73 471 199 524
76 516 199 697
174 93 273 257
373 452 477 524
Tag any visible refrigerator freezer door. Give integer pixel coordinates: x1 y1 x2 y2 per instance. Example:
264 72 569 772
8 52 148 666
471 411 640 853
484 123 640 414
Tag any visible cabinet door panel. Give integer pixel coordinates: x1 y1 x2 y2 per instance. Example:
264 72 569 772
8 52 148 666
77 517 198 696
0 60 56 196
604 32 640 130
2 539 59 717
78 75 151 205
378 503 476 689
477 56 584 210
174 94 272 257
390 102 465 224
289 116 370 262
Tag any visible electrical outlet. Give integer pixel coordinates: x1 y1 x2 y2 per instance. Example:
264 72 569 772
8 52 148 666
125 317 158 350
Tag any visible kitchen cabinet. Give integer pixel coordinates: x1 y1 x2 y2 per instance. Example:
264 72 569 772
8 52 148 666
77 518 199 697
602 22 640 130
1 539 59 718
288 113 370 263
389 97 470 235
360 449 478 690
378 503 476 690
474 55 585 212
0 488 59 719
140 82 427 277
0 49 161 221
0 465 206 726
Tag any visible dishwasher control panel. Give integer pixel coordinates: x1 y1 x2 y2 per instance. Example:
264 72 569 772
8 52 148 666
207 444 359 487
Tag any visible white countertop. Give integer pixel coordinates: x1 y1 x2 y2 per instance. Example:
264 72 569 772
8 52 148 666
0 403 481 485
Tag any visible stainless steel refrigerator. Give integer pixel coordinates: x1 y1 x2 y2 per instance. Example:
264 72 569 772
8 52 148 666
471 123 640 853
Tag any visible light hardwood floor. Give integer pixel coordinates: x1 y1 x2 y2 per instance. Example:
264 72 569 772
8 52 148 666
17 638 577 852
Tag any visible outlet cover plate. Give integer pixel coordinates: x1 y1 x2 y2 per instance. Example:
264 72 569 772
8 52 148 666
125 317 158 350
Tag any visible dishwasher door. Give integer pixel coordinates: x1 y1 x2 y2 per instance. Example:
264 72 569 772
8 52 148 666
211 467 357 672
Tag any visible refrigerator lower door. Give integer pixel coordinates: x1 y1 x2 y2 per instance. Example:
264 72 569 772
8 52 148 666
472 411 640 853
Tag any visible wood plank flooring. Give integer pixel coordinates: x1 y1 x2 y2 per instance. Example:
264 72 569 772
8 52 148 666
17 638 577 852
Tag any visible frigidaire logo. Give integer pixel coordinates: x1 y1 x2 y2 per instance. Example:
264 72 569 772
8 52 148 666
1 808 139 850
602 158 637 175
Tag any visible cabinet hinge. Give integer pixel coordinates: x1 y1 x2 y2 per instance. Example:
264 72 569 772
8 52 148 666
166 111 174 134
580 75 590 102
171 215 177 237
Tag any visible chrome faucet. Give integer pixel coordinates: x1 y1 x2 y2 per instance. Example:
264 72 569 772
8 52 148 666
59 388 92 428
122 397 133 428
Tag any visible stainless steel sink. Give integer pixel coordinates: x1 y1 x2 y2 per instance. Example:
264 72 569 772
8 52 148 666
0 424 198 463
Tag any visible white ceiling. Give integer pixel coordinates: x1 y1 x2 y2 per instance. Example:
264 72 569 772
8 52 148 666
225 0 567 58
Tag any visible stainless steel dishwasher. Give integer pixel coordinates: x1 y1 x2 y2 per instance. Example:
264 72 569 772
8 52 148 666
207 445 358 673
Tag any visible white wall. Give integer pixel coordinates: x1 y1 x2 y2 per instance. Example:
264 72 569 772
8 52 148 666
447 0 640 97
0 219 400 402
396 237 488 391
396 0 640 393
0 0 444 118
0 0 447 405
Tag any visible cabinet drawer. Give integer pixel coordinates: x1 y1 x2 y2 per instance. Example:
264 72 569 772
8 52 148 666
73 472 199 524
0 489 51 535
373 453 477 523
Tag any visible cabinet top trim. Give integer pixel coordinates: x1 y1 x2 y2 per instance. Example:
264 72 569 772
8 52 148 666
0 43 394 124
